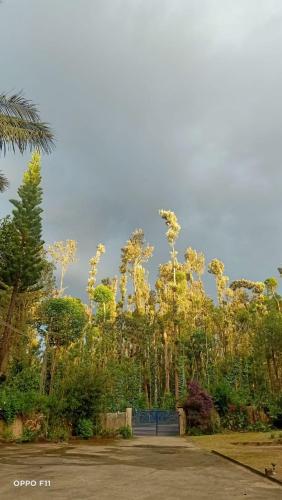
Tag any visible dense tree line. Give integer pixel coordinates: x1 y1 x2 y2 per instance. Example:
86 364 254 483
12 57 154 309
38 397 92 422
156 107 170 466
0 153 281 438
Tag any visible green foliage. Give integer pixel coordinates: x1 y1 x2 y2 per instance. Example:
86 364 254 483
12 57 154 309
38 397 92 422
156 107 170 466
40 296 87 346
58 364 103 426
0 388 47 424
0 389 20 424
1 428 14 442
17 427 38 443
0 92 54 155
211 381 244 416
221 405 249 431
0 153 44 292
267 395 282 428
187 427 204 436
47 423 70 442
100 360 144 412
161 392 175 410
118 426 132 439
76 418 94 439
8 366 40 393
247 422 272 432
98 429 119 438
92 284 113 305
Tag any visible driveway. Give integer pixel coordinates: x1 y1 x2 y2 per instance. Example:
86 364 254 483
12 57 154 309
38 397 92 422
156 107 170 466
0 436 281 499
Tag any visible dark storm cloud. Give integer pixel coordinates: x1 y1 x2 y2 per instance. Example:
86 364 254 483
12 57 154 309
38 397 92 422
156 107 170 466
1 0 282 298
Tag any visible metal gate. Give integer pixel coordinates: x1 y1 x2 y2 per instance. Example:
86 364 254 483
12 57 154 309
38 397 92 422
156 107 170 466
133 410 179 436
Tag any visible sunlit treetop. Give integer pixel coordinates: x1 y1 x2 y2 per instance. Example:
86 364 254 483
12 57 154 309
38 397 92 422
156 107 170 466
159 210 181 246
208 258 225 277
230 279 265 295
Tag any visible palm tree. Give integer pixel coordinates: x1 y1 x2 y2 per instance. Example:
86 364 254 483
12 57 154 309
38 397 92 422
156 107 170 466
0 171 8 192
0 92 54 190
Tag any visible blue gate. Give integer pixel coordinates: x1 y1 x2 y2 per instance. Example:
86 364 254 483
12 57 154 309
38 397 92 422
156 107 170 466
133 410 179 436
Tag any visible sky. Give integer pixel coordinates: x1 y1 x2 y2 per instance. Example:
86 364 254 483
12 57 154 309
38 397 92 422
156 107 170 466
1 0 282 300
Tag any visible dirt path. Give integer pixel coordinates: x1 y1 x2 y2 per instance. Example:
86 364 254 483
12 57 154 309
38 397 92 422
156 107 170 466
0 436 281 499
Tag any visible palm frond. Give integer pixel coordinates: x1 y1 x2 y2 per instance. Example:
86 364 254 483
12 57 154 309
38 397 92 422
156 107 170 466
0 92 41 122
0 115 54 155
0 171 8 192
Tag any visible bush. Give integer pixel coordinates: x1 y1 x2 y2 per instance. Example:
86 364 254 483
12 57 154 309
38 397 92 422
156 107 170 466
183 380 214 433
1 428 15 442
212 381 233 416
187 427 204 436
268 395 282 428
59 365 104 428
118 426 132 439
221 404 248 431
247 422 272 432
17 427 38 443
76 418 94 439
0 388 48 424
0 389 20 424
47 422 70 442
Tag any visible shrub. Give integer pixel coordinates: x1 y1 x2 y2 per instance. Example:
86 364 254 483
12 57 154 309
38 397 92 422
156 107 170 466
0 388 48 424
269 395 282 428
76 418 94 439
212 381 233 416
47 423 70 442
17 427 38 443
183 380 214 433
221 404 248 431
247 422 272 432
1 428 14 442
118 426 132 439
59 365 104 428
0 389 22 424
187 427 204 436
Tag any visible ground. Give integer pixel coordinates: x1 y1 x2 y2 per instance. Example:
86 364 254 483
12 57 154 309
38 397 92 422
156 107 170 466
0 436 281 499
190 431 282 480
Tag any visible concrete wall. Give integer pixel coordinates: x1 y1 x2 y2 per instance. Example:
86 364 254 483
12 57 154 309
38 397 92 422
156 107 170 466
100 408 132 432
0 417 23 439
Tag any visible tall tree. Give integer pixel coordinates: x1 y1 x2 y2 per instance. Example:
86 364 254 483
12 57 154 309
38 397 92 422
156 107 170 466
0 152 44 376
158 210 181 397
48 240 77 297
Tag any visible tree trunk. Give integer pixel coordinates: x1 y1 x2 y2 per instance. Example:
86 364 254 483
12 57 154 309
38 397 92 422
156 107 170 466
164 330 170 393
0 284 18 376
49 347 57 394
40 332 49 394
175 368 179 401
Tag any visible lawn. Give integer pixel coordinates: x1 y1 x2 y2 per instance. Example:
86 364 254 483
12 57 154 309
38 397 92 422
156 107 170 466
189 431 282 481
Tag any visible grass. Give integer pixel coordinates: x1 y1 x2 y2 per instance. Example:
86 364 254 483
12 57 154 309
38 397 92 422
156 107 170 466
189 431 282 480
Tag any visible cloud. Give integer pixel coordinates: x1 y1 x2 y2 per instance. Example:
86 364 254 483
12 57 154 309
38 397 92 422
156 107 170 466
1 0 282 300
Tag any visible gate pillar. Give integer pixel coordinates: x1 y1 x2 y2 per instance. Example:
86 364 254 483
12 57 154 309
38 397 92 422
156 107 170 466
177 408 186 435
126 408 133 430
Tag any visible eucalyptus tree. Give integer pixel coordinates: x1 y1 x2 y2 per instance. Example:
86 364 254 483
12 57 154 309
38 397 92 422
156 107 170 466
158 210 182 398
120 229 153 314
48 240 77 297
87 243 106 315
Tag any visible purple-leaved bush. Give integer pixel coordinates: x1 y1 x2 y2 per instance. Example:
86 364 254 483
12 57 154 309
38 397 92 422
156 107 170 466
183 380 214 431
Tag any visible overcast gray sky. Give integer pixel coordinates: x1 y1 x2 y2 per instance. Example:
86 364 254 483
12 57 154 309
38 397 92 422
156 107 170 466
1 0 282 300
